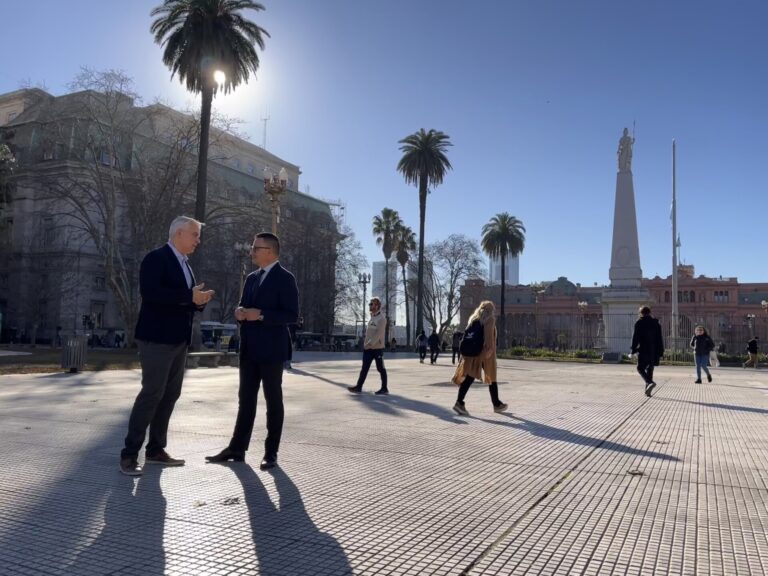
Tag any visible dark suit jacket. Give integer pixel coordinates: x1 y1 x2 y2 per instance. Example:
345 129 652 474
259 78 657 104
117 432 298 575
631 315 664 365
239 262 299 364
134 244 203 345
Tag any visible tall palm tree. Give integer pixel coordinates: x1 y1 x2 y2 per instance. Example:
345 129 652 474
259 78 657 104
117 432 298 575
397 128 452 337
372 208 402 345
393 223 417 347
481 213 526 350
150 0 269 222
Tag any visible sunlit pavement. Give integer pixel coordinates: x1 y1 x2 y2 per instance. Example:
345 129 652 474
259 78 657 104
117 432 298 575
1 353 767 575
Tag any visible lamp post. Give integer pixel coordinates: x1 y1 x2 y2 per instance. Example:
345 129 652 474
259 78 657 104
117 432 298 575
263 167 288 235
577 301 588 350
358 273 371 338
747 313 756 339
234 241 251 297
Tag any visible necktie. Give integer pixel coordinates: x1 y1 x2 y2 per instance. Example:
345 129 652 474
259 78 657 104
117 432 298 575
182 258 193 288
246 269 265 306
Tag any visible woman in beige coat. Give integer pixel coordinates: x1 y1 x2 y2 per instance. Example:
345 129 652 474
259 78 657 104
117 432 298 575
451 300 508 416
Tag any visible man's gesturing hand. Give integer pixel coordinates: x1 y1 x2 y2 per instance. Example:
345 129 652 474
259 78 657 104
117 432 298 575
193 283 215 306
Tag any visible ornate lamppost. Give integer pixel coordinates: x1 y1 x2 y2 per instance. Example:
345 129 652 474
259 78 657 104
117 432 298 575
358 272 371 339
577 301 588 350
234 241 251 297
263 167 288 235
747 313 756 339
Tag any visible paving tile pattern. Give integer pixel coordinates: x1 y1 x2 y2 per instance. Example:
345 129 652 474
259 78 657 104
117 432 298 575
1 355 767 574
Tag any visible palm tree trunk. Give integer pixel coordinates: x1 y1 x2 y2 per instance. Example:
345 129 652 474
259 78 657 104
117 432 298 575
384 257 390 345
416 173 427 336
401 263 411 346
499 252 506 350
190 82 213 351
195 83 213 223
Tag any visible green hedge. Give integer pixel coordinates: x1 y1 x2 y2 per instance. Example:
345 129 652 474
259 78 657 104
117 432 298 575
498 347 767 366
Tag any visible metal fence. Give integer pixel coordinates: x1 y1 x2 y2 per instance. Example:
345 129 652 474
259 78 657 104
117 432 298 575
499 311 766 364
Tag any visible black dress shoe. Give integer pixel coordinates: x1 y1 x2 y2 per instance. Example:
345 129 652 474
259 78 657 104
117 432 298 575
347 386 362 393
260 456 277 470
205 448 245 463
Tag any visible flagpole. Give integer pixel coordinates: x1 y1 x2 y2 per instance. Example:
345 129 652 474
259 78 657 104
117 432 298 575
671 140 679 352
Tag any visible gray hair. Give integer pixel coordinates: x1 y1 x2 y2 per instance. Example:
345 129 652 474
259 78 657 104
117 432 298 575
168 216 203 240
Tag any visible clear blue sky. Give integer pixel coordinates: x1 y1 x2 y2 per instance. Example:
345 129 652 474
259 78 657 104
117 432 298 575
2 1 766 286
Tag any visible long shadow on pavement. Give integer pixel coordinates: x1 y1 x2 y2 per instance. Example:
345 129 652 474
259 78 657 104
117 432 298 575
66 468 167 575
655 396 768 415
693 401 768 414
291 367 466 424
231 464 353 575
471 414 680 461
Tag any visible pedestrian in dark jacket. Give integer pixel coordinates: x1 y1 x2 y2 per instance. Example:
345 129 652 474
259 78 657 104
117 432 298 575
690 325 715 384
415 331 428 363
744 337 759 369
630 306 664 397
428 331 440 364
451 331 463 365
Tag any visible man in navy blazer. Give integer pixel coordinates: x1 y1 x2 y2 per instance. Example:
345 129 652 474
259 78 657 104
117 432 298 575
206 232 299 470
119 216 214 476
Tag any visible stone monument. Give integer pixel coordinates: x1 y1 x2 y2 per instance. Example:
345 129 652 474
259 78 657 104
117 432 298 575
601 128 650 356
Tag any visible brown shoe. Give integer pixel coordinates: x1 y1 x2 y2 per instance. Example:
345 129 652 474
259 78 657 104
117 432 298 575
145 450 185 467
119 457 143 476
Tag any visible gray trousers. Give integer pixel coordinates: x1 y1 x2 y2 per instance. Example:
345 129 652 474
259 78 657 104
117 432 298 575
121 341 187 459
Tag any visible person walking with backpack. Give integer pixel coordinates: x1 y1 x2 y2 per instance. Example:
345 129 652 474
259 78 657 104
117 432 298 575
451 300 508 415
690 325 715 384
415 330 428 363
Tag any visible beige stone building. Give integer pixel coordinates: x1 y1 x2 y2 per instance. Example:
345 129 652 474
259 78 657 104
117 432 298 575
0 87 338 344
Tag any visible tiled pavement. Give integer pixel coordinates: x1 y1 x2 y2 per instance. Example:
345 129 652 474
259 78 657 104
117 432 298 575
1 354 768 575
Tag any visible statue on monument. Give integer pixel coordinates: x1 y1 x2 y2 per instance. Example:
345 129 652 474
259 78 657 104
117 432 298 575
617 127 634 172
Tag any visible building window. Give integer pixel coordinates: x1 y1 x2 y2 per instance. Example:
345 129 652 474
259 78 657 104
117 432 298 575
94 276 106 290
7 112 17 122
38 300 48 329
90 302 105 329
99 150 116 167
248 163 256 175
43 217 55 245
690 291 695 303
664 291 670 303
1 218 12 245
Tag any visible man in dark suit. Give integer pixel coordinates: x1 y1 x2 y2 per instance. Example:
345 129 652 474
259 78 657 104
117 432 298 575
120 216 215 476
206 232 299 470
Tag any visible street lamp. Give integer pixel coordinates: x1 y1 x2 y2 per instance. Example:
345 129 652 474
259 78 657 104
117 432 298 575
747 313 756 338
577 301 588 350
234 241 251 297
263 167 288 235
358 272 371 338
